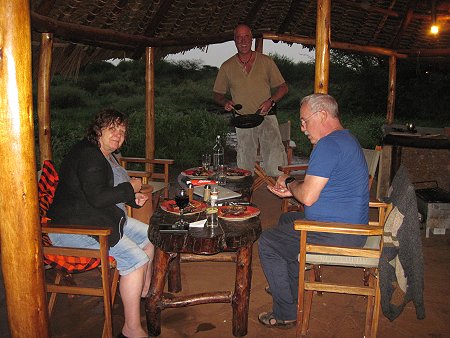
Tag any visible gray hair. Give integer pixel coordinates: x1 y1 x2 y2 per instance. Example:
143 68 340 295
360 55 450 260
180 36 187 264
234 24 252 39
300 93 339 118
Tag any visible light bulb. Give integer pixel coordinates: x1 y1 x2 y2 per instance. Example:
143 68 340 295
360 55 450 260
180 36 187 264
430 25 439 34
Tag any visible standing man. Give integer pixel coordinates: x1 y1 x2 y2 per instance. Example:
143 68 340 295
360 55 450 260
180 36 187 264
258 93 369 327
213 24 288 176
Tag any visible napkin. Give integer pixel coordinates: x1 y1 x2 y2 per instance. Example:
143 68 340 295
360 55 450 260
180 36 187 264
190 179 217 186
189 219 206 228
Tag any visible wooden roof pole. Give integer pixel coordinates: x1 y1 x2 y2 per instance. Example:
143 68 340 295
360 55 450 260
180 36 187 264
314 0 331 94
37 32 53 164
0 0 50 337
145 47 155 169
386 55 397 124
255 37 263 53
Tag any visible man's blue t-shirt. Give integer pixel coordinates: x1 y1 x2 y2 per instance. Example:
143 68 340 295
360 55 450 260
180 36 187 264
304 129 369 246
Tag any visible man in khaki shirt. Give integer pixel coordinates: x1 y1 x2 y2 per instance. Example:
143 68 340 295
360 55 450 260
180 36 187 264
213 24 288 176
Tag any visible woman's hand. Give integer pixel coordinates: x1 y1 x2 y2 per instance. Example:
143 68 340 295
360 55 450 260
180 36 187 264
135 192 149 206
129 177 142 193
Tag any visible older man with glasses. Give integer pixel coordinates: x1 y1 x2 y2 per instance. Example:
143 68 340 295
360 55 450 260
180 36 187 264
257 93 369 328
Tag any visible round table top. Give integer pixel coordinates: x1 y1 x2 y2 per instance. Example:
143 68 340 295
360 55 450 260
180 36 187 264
149 209 262 254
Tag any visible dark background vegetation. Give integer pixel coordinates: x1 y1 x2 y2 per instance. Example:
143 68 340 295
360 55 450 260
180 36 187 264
34 52 450 169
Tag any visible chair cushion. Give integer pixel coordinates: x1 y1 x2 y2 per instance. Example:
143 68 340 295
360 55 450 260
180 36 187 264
38 160 104 274
304 236 381 268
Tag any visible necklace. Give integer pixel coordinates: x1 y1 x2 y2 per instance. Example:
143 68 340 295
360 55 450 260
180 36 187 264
237 52 253 67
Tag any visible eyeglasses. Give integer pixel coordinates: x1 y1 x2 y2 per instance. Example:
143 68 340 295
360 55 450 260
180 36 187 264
300 110 321 126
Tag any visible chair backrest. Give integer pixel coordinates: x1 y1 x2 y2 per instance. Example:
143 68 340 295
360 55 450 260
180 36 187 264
278 120 295 165
363 145 382 190
38 160 101 273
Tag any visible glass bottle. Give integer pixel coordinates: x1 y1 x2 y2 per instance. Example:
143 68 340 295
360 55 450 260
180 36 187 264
212 135 224 170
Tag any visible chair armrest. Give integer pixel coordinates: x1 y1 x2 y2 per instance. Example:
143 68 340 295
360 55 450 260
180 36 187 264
294 220 383 236
278 164 308 175
119 157 174 165
42 224 112 237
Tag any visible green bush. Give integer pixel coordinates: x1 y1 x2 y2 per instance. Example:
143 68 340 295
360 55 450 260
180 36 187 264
51 84 89 109
36 58 448 169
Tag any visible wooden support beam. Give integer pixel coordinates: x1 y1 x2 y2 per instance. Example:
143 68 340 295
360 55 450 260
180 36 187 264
37 32 53 164
263 32 407 58
145 47 156 169
0 1 50 337
314 0 331 94
386 55 397 125
255 38 263 53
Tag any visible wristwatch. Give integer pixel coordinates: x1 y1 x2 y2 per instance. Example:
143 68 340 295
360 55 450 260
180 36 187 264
284 176 296 189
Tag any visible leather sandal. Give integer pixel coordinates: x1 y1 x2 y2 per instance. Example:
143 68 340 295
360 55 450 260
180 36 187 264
258 311 296 329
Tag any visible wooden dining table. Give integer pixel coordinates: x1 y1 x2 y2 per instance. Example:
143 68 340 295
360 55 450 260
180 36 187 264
145 205 262 337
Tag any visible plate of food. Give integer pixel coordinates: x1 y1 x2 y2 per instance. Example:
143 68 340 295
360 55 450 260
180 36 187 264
226 167 252 180
218 205 260 221
160 199 207 215
182 167 214 179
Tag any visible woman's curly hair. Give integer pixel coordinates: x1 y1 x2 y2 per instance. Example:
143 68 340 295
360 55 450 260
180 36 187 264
86 109 129 148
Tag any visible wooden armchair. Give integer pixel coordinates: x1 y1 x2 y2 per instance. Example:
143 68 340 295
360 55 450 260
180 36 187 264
39 160 120 338
118 156 174 209
294 201 392 337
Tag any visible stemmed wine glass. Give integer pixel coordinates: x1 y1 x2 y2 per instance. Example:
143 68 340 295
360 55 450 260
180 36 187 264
174 188 190 229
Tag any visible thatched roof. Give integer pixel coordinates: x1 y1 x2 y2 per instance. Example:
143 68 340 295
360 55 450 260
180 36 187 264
30 0 450 75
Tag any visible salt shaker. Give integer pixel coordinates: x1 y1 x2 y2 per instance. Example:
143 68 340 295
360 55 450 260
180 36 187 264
187 183 194 202
203 184 211 202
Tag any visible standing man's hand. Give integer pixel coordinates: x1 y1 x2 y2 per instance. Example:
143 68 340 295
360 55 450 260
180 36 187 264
258 98 275 115
214 92 235 112
224 100 236 112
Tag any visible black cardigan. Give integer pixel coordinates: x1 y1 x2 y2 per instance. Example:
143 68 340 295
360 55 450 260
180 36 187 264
48 139 139 246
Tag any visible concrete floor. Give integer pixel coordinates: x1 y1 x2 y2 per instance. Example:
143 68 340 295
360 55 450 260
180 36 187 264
38 184 450 338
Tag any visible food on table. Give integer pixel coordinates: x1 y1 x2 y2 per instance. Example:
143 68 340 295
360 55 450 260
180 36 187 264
226 168 251 177
184 167 212 177
164 200 206 214
220 205 247 216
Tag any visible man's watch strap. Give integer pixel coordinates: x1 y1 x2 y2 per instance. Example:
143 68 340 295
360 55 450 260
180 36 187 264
284 176 296 188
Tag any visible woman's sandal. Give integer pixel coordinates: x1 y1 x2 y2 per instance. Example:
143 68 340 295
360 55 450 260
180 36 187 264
258 311 296 329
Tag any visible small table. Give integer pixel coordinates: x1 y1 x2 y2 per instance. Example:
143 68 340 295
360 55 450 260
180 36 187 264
145 208 262 337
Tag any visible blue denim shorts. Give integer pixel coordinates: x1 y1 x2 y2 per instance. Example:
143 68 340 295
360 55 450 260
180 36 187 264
48 217 151 276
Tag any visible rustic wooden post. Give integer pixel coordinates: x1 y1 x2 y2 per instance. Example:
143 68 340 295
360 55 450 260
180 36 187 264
386 55 397 124
314 0 331 94
0 1 50 337
255 37 263 53
38 32 53 165
145 47 156 171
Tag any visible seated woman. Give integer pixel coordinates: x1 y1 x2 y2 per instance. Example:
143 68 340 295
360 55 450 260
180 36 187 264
48 109 153 338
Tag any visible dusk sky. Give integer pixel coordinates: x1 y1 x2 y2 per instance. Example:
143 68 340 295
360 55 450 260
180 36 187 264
165 40 315 67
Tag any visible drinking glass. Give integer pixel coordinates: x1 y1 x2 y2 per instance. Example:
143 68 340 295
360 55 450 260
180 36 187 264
217 164 227 186
202 154 211 171
174 188 190 229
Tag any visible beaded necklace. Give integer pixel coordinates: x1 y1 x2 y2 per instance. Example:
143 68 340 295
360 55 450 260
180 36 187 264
237 51 253 67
